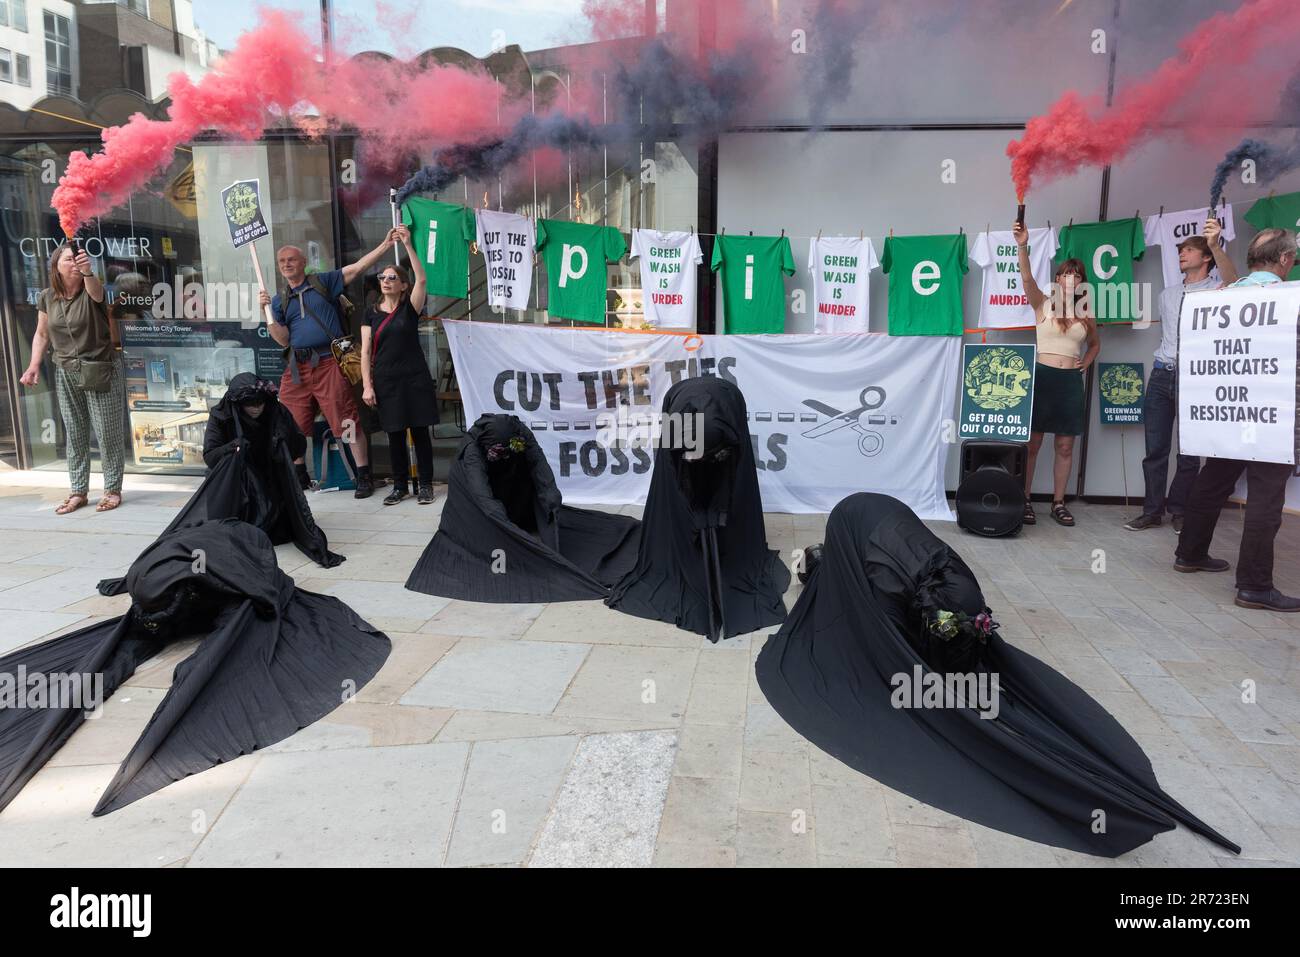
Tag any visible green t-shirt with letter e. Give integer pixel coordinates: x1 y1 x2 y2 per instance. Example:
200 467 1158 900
536 219 627 324
401 197 476 299
1055 218 1145 323
882 233 968 336
1244 192 1300 281
710 234 795 334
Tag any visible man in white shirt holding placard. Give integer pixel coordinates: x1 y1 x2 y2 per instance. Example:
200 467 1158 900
1174 229 1300 613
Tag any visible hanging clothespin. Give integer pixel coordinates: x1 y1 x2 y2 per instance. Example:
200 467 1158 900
986 222 991 239
1047 218 1052 231
779 228 785 238
1068 217 1073 228
1134 209 1139 221
958 225 964 237
721 226 726 235
1158 205 1164 219
748 230 753 236
858 229 863 241
690 224 694 235
816 228 822 241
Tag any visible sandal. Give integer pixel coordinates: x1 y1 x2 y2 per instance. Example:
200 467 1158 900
1050 501 1075 527
96 491 123 512
55 493 88 515
1022 501 1036 525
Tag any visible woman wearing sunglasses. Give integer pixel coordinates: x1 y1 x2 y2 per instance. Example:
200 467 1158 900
360 226 439 505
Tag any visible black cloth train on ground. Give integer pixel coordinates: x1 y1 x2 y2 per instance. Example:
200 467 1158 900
0 518 389 817
755 493 1239 858
607 376 790 642
99 373 341 597
405 414 641 602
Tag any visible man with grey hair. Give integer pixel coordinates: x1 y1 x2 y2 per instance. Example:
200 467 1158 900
257 233 397 497
1174 227 1300 612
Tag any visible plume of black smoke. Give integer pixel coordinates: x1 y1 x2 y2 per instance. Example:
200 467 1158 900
804 0 876 131
1210 69 1300 209
396 35 768 204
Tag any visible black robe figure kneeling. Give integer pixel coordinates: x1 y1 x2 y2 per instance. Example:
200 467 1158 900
756 493 1239 857
607 376 790 643
99 373 341 596
0 518 390 817
405 414 640 602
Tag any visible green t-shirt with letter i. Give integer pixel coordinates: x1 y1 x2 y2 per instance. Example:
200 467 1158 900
882 233 968 336
536 219 627 325
710 234 795 334
1055 218 1145 323
401 197 476 299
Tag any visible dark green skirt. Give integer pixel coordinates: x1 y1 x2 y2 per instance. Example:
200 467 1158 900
1031 363 1085 436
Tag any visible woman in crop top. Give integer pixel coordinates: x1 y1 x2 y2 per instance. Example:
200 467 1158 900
1013 221 1100 528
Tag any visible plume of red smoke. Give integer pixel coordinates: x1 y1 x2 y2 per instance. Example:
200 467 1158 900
1007 0 1300 200
51 7 505 236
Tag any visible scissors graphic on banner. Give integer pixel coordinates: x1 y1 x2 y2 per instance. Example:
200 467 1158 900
800 386 898 457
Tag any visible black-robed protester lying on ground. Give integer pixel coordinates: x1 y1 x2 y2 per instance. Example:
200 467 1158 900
607 376 790 643
98 372 341 597
0 518 389 817
756 492 1239 858
405 413 641 602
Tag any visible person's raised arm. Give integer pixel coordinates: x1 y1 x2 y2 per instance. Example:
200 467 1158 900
75 250 105 303
341 229 397 285
19 310 50 387
396 226 427 314
1204 218 1238 285
1013 221 1047 314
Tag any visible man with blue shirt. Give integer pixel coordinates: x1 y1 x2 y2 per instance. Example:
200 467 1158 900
1125 221 1237 533
1175 228 1300 613
257 232 397 498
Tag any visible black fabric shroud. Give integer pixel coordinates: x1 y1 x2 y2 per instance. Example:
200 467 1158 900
755 492 1240 858
607 376 790 642
405 414 640 602
0 518 390 817
98 372 341 597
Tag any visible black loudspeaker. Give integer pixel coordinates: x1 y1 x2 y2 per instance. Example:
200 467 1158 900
956 440 1027 537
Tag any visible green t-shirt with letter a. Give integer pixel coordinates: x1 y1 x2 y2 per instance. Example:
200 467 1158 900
401 197 476 299
882 233 968 336
710 234 795 334
536 219 627 324
1055 218 1146 323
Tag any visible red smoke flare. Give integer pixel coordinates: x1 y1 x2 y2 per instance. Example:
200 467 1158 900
52 7 505 236
1007 0 1300 199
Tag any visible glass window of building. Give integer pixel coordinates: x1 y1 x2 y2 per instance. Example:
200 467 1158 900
0 49 11 84
15 52 29 86
0 0 29 32
43 11 71 97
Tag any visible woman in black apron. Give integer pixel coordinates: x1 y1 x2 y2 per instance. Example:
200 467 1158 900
360 226 439 505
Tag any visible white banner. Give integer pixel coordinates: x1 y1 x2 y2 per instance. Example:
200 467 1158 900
443 321 961 518
1179 282 1300 465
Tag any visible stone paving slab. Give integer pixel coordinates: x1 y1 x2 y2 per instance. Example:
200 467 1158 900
0 474 1297 868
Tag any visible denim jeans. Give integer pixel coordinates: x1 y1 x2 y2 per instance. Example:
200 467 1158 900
1141 366 1200 518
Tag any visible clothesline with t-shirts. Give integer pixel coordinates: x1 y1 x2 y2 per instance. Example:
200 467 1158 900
393 189 1292 336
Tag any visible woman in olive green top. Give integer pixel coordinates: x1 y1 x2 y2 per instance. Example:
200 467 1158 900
19 244 127 513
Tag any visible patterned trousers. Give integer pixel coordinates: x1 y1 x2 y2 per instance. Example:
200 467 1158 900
54 361 126 495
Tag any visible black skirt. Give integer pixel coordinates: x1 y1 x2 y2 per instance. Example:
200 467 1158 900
367 301 440 433
1031 362 1085 436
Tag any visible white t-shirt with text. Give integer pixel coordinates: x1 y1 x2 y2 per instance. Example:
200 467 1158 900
475 209 535 311
1143 205 1235 291
969 226 1058 329
806 236 879 333
629 229 703 329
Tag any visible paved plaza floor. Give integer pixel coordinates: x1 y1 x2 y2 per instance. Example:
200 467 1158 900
0 469 1297 867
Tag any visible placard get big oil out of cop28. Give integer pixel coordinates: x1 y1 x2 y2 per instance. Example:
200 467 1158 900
959 344 1037 443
